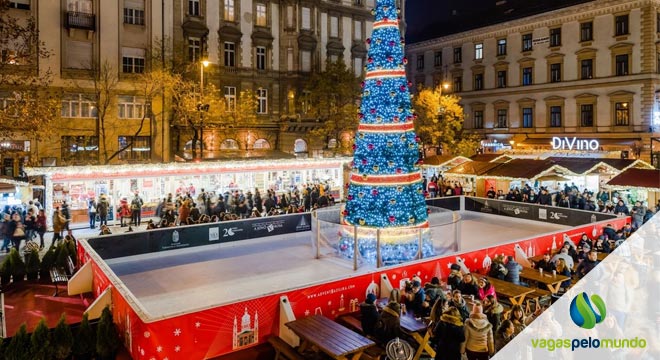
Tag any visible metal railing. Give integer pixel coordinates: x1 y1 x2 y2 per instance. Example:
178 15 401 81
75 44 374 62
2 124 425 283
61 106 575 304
66 11 96 31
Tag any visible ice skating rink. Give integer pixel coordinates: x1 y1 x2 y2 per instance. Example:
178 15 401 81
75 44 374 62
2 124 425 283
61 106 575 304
106 212 568 320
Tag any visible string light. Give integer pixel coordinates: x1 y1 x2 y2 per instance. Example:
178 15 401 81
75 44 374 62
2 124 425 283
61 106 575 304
341 0 429 264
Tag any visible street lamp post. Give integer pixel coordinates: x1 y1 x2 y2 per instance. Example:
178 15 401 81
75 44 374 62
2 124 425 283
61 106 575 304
199 60 209 158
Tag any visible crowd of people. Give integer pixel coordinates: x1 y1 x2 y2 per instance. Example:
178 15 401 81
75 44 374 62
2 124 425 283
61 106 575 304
356 221 633 360
0 202 48 253
94 182 335 235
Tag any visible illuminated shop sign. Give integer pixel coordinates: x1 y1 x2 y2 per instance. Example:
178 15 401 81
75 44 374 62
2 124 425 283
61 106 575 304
551 137 600 151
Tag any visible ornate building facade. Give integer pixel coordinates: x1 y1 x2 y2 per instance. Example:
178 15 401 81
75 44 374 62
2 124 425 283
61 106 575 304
406 0 660 165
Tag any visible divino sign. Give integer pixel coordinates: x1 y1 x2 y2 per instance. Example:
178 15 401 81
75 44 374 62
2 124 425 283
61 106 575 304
551 137 600 151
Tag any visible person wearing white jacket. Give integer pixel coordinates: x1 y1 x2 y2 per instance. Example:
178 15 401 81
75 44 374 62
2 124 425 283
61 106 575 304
461 303 494 360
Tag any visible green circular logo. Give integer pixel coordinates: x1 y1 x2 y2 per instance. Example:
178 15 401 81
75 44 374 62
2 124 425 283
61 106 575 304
569 292 606 329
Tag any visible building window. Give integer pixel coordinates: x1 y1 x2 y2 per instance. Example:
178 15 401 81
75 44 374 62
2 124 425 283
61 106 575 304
550 106 562 127
550 63 561 82
301 7 311 30
657 53 660 74
434 51 442 67
497 70 507 88
522 107 533 128
224 42 235 67
224 86 236 112
118 96 148 119
615 14 629 36
256 88 267 114
474 43 483 60
256 3 267 26
301 50 311 72
330 16 339 38
497 39 507 56
453 47 462 63
615 54 629 76
522 33 532 52
473 110 483 129
61 94 97 118
301 90 311 114
118 136 151 161
256 46 266 70
188 0 200 16
496 109 507 128
354 20 362 40
224 0 235 21
123 3 145 25
416 54 424 70
581 59 593 79
122 48 145 74
580 22 593 42
9 0 30 10
188 37 201 62
550 27 561 47
473 74 483 90
61 136 98 164
353 57 363 77
522 67 533 85
615 102 629 126
453 76 462 92
580 104 594 127
286 6 293 28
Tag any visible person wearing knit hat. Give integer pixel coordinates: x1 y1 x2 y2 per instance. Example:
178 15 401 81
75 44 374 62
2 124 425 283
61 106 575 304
461 303 494 359
448 263 464 290
360 293 380 337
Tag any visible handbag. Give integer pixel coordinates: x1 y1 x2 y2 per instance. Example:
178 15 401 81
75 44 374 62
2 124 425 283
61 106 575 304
13 226 25 238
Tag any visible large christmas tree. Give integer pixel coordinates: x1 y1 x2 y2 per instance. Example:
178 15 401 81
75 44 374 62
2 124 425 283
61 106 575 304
343 0 428 230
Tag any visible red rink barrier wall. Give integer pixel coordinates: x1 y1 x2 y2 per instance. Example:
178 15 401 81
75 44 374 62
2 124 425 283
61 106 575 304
82 218 628 359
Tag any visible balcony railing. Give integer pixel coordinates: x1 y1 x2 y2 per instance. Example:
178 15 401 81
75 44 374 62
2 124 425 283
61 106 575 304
66 11 96 31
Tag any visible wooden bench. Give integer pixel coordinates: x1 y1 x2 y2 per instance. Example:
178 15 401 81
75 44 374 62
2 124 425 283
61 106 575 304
337 314 364 334
527 289 552 307
50 256 75 297
362 345 385 360
267 336 304 360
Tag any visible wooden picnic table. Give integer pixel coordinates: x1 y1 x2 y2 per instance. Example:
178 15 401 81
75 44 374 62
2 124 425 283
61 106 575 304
518 267 571 294
285 315 375 360
529 251 607 264
474 274 535 306
400 312 436 360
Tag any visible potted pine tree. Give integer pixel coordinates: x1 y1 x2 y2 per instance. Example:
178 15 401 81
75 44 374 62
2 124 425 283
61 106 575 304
25 249 40 281
52 314 74 360
0 256 12 285
96 306 120 360
29 318 52 360
8 248 26 283
39 243 57 282
5 323 30 360
73 313 96 360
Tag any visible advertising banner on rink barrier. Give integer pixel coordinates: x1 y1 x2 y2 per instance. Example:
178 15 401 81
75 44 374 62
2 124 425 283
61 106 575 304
465 197 621 226
84 216 629 360
88 213 312 259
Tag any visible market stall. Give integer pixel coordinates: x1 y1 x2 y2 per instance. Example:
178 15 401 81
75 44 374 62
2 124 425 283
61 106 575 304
0 176 42 210
604 168 660 207
25 158 351 227
421 155 472 178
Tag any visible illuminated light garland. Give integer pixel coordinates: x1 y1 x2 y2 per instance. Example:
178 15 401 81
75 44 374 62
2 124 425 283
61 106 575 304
364 69 406 79
372 19 400 29
358 122 415 133
350 172 422 186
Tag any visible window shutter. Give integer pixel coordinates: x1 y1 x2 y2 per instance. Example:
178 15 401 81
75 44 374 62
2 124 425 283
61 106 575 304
66 41 92 69
124 0 144 9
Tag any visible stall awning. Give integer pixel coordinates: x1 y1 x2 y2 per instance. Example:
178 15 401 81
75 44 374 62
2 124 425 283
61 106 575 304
445 161 502 176
0 183 16 193
605 168 660 190
470 154 512 163
480 159 572 180
422 155 471 167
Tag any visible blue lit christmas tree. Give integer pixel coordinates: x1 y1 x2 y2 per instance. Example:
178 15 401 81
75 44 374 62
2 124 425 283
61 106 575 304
339 0 432 265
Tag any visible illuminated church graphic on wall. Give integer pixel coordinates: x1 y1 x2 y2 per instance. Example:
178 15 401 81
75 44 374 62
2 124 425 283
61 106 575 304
232 308 259 349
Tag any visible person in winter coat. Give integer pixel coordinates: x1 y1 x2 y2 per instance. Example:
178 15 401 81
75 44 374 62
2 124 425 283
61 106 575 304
424 277 446 308
613 200 629 216
457 273 480 298
52 207 66 244
377 301 401 344
448 290 470 321
360 293 380 337
504 256 523 285
483 295 503 331
477 277 496 301
178 199 191 224
36 209 47 249
631 201 647 229
433 307 465 360
494 320 515 351
96 194 110 226
488 255 508 280
461 303 494 360
447 264 463 290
